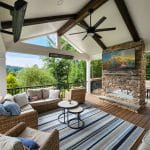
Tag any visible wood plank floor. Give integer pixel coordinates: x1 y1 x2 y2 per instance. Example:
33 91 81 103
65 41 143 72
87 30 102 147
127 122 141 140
86 94 150 149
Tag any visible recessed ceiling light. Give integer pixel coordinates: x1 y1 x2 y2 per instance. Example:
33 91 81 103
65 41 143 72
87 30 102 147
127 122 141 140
57 0 64 6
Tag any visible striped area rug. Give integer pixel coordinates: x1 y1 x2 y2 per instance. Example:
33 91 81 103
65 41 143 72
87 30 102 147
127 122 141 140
38 104 144 150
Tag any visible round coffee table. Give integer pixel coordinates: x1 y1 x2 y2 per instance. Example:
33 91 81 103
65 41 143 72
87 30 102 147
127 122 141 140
58 100 78 124
68 106 84 129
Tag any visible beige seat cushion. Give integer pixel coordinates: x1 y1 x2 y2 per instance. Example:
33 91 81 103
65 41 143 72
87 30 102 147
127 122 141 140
0 134 24 150
20 108 35 115
138 130 150 150
21 104 33 112
30 99 60 107
27 89 43 100
19 127 53 148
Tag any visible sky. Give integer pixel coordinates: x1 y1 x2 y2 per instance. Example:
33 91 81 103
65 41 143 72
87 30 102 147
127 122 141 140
6 52 44 68
6 34 57 68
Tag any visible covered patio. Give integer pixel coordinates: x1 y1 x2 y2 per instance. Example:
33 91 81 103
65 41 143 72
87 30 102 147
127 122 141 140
0 0 150 149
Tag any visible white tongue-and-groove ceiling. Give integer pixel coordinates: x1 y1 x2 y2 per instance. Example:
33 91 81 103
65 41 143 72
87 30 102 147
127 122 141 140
0 0 150 56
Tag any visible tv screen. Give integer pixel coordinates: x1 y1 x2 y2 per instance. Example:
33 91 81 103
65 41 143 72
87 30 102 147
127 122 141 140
102 49 135 71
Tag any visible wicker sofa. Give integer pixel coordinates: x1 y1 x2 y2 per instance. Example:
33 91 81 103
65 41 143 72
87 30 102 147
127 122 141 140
0 88 61 133
0 104 38 134
27 88 61 113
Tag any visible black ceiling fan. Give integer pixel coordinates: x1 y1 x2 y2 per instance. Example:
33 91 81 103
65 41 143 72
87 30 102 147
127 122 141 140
69 9 116 41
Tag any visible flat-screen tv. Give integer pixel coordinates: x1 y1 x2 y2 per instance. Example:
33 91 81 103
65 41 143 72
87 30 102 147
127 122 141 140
102 49 135 71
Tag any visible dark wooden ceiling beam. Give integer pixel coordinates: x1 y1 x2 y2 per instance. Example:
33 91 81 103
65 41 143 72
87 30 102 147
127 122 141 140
1 14 76 29
57 0 109 36
114 0 140 41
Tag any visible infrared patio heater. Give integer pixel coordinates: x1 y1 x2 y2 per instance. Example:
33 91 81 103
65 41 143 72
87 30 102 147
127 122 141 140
49 53 74 59
0 0 27 42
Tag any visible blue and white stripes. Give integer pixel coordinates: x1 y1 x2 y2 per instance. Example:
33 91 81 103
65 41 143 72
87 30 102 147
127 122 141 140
38 105 144 150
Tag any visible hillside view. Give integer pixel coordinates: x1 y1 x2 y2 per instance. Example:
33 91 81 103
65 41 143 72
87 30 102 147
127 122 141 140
6 37 102 90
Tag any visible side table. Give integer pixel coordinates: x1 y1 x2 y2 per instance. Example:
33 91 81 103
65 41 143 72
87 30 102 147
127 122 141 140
68 106 84 129
57 100 78 124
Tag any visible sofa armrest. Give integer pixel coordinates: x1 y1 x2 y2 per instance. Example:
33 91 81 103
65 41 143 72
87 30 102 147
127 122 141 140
40 129 59 150
5 122 27 137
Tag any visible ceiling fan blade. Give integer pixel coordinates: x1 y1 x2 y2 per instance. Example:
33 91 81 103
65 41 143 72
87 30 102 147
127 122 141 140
69 31 86 35
94 33 102 39
95 27 116 32
78 20 89 30
93 16 106 29
93 34 107 50
82 34 88 40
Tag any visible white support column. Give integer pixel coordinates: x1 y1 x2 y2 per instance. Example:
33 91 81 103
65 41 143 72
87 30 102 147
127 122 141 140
0 33 7 96
86 60 91 93
56 33 61 49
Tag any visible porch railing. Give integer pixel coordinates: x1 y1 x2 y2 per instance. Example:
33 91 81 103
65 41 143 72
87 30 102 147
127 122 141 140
7 82 86 98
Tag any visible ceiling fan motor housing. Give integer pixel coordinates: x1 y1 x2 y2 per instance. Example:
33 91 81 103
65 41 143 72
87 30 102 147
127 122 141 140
87 27 95 33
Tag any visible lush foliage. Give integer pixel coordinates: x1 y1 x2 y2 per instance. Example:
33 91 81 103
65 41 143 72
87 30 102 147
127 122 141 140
42 57 71 89
6 73 18 89
16 65 55 87
6 65 22 75
42 37 86 88
6 36 102 89
91 60 102 78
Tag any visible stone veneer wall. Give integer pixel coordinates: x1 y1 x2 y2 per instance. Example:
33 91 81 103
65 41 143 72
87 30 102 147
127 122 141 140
101 41 146 111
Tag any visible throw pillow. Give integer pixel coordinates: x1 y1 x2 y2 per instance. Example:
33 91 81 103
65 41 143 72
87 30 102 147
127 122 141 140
27 89 42 100
0 134 24 150
30 96 38 101
4 94 14 102
14 92 29 107
0 104 10 116
42 88 50 99
3 101 21 116
49 89 60 99
17 137 39 150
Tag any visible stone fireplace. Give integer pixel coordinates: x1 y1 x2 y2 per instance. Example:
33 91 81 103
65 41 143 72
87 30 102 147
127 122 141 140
99 41 146 112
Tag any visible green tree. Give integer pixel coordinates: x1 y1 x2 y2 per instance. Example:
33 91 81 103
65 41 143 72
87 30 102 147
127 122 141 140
91 60 102 78
6 73 18 89
42 57 71 89
17 65 55 87
42 36 86 87
69 60 86 83
60 38 77 52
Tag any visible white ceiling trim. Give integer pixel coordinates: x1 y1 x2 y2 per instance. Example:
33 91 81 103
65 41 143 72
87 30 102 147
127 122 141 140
6 42 90 60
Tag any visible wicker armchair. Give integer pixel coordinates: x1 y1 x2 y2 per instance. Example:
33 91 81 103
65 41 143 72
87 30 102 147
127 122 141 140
5 122 59 150
65 88 86 104
0 109 38 134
